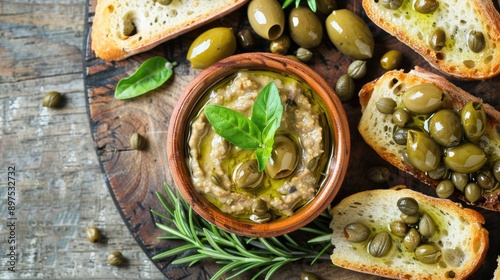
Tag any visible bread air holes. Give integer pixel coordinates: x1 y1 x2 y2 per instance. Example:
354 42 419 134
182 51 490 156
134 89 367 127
121 11 138 38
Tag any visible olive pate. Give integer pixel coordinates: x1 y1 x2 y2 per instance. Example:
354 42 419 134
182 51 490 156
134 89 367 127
187 71 330 222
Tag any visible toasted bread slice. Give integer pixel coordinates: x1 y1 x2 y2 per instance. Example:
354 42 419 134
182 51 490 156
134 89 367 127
358 67 500 211
91 0 248 61
330 187 489 280
362 0 500 80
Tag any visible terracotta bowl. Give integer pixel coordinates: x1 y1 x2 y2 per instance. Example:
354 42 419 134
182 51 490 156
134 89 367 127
167 52 350 237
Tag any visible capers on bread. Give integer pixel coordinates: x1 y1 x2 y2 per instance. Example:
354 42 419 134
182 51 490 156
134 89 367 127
91 0 248 61
362 0 500 80
358 67 500 211
330 188 489 280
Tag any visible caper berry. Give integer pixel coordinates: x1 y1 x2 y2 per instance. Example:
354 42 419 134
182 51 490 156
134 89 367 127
402 84 443 115
367 166 390 183
461 101 486 143
381 0 403 9
296 47 313 63
130 132 146 150
418 213 437 237
413 0 439 14
414 243 442 264
107 251 124 266
42 91 62 108
443 143 487 173
335 74 356 102
475 170 496 190
392 108 410 127
428 109 463 147
451 172 469 192
428 28 446 51
344 222 371 243
376 97 397 114
270 34 291 55
464 182 482 203
301 271 319 280
436 179 455 198
390 220 408 237
85 226 101 243
397 197 419 215
403 228 421 251
406 130 442 172
467 30 486 53
380 50 403 70
368 231 392 257
347 60 367 80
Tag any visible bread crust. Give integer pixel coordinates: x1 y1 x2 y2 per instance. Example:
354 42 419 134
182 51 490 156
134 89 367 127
358 67 500 211
91 0 249 61
362 0 500 80
330 187 489 280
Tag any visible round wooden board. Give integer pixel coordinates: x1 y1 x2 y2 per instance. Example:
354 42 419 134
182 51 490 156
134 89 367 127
84 0 500 279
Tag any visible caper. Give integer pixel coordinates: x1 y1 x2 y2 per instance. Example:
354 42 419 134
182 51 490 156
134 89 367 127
130 132 146 150
187 27 236 69
296 47 313 63
436 179 455 198
428 109 463 147
42 91 62 108
270 34 291 54
289 7 323 48
347 60 367 80
234 160 263 189
250 213 272 223
380 50 403 70
301 271 320 280
392 108 410 127
461 101 486 143
475 170 496 190
316 0 337 14
413 0 439 14
406 130 442 172
397 197 419 215
451 172 469 192
237 29 256 50
210 175 221 186
376 97 397 114
403 228 421 251
85 226 101 243
265 135 299 179
427 164 448 180
418 213 437 237
107 251 124 266
393 127 409 145
326 9 375 59
402 84 443 115
252 199 269 215
381 0 403 9
443 143 487 173
343 222 371 243
428 28 446 51
368 231 392 257
247 0 285 40
493 160 500 181
334 74 356 102
367 166 390 183
464 182 482 203
414 243 442 264
390 221 408 238
401 213 420 224
154 0 172 5
467 30 486 53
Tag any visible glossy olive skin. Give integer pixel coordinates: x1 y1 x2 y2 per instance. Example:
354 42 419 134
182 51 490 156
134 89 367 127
464 182 482 203
461 101 486 143
392 108 410 127
233 160 264 189
397 197 419 215
443 143 487 173
316 0 337 14
468 30 486 53
402 84 443 114
288 7 323 48
247 0 285 40
428 109 463 147
429 28 446 51
380 50 403 70
326 9 374 60
406 130 442 172
436 179 455 198
265 135 299 179
451 172 469 192
187 27 236 69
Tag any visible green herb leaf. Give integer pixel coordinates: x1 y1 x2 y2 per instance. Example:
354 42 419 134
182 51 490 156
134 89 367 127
205 105 262 149
252 82 283 132
114 56 177 100
281 0 317 12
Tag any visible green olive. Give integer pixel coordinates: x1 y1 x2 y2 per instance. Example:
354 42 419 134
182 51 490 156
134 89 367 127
427 163 448 180
247 0 285 40
403 228 421 251
406 130 442 172
316 0 337 14
464 182 482 203
368 231 392 257
436 179 455 198
418 213 437 238
413 0 439 14
468 30 486 53
451 172 469 192
397 197 420 215
428 109 463 147
265 135 299 179
414 243 442 264
376 97 397 114
250 213 273 223
443 143 487 173
380 50 403 70
288 7 323 48
493 160 500 181
400 213 420 224
392 108 410 127
296 47 313 62
475 170 496 190
335 74 356 102
270 34 291 54
381 0 403 9
344 222 371 243
390 221 408 238
301 271 320 280
233 160 263 189
367 166 390 183
252 199 269 215
187 27 236 69
347 60 368 80
393 127 409 145
326 9 375 60
402 84 443 115
428 28 446 51
237 29 256 50
461 101 486 143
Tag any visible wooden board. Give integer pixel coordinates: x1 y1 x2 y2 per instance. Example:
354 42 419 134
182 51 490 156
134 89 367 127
83 0 500 278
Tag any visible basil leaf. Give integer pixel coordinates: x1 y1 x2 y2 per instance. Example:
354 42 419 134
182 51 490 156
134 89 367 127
205 105 262 149
255 146 273 172
307 0 317 12
252 82 283 132
115 56 177 100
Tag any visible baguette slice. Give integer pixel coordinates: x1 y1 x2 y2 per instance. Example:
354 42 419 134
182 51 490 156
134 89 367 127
362 0 500 80
358 67 500 211
91 0 248 61
330 188 489 280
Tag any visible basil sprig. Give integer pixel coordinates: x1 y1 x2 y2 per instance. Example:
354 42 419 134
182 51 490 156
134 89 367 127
114 56 177 100
282 0 317 12
204 82 283 172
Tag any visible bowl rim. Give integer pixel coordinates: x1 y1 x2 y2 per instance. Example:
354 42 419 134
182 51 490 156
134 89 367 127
167 52 350 237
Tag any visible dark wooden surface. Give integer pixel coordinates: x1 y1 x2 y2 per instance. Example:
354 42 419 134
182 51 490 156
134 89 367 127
83 0 500 279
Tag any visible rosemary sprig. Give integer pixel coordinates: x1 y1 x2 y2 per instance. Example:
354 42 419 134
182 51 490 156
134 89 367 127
151 183 333 280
